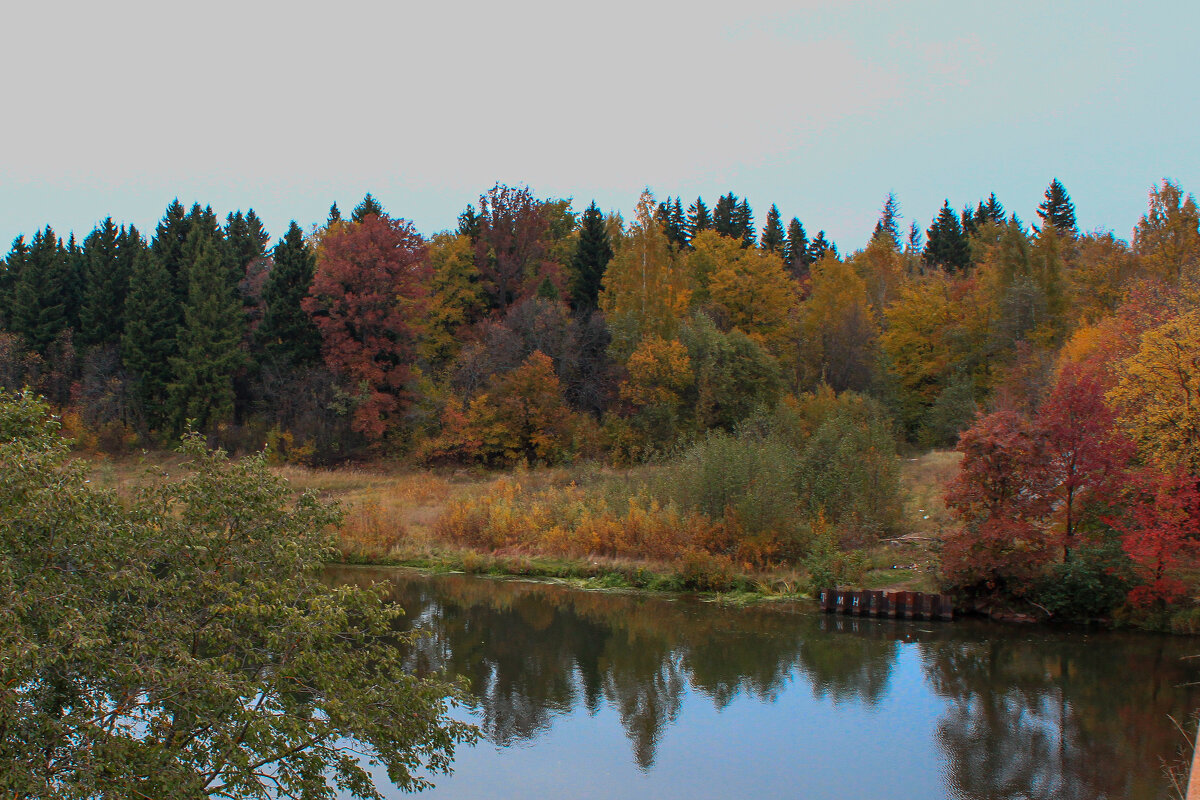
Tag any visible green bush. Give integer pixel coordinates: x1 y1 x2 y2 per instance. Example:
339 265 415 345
1031 542 1133 621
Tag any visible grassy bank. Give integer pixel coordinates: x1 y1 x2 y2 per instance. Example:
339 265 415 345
87 449 959 600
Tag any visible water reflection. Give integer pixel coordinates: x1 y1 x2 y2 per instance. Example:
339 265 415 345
328 566 1199 799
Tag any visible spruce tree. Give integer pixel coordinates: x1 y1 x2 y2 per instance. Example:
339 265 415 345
713 192 738 239
686 197 711 240
167 237 245 433
258 221 321 367
668 197 688 250
457 204 480 240
151 199 191 298
735 199 755 247
0 236 27 330
783 218 810 279
79 217 130 347
808 230 832 263
570 201 614 311
1037 178 1077 235
351 193 384 223
63 233 84 333
923 201 971 271
122 250 179 427
761 204 784 253
11 227 70 354
225 209 270 278
983 192 1005 224
327 203 342 226
872 193 902 250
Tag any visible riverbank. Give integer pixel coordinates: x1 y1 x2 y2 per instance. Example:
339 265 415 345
85 448 958 601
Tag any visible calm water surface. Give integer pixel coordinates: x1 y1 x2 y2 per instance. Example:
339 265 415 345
329 566 1200 800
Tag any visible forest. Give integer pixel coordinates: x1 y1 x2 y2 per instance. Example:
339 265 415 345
1 178 1198 626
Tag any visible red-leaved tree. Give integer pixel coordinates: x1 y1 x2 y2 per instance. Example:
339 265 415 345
1037 364 1135 561
1119 469 1200 608
303 215 430 440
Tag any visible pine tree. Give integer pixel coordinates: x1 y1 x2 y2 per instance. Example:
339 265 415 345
327 203 342 226
351 193 384 223
923 201 971 271
79 217 131 347
735 199 755 247
122 250 179 427
872 193 901 250
168 237 245 433
761 204 784 253
570 201 613 310
983 192 1005 224
257 221 321 367
686 197 712 241
11 227 71 354
783 218 811 279
1037 178 1077 236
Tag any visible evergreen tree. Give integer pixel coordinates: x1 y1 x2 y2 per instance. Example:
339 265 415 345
456 204 480 240
1037 178 1078 235
327 203 342 226
225 209 270 276
735 199 755 247
351 193 384 223
63 233 84 333
668 197 688 250
761 204 784 253
713 192 739 239
983 192 1005 224
11 227 70 354
168 236 245 433
686 197 712 240
0 236 27 330
872 193 902 250
79 217 131 347
257 221 321 367
961 204 978 238
808 230 832 263
122 250 178 427
783 218 811 279
571 201 613 310
923 201 971 271
151 199 191 297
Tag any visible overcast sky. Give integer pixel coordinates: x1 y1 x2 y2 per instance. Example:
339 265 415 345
1 0 1196 252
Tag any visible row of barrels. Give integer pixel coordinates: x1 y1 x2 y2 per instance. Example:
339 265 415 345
819 589 955 621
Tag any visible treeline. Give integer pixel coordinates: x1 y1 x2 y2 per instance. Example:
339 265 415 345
1 178 1199 618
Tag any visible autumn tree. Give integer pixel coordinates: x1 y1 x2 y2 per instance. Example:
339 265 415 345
303 213 430 441
618 334 693 449
421 232 485 370
705 242 796 353
1119 469 1200 607
600 191 690 358
793 253 878 393
1133 179 1200 286
1108 310 1200 473
473 184 558 312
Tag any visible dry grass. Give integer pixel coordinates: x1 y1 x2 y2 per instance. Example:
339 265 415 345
899 449 961 537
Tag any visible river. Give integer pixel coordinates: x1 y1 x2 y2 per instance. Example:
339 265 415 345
328 565 1200 800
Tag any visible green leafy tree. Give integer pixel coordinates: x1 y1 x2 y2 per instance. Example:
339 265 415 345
0 389 475 798
257 221 321 367
571 201 613 310
1037 178 1078 236
167 236 245 433
761 204 785 254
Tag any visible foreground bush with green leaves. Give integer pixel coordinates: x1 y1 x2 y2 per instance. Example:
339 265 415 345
0 390 476 799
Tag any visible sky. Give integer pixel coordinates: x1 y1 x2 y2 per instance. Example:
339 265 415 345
1 0 1196 253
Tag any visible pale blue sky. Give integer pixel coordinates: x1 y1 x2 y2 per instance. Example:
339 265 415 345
1 0 1195 252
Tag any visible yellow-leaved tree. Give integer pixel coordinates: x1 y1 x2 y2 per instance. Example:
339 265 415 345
1133 179 1200 288
791 253 878 393
704 237 797 354
600 190 690 359
1108 310 1200 472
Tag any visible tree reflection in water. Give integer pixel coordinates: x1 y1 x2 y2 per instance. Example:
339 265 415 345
327 566 1198 797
